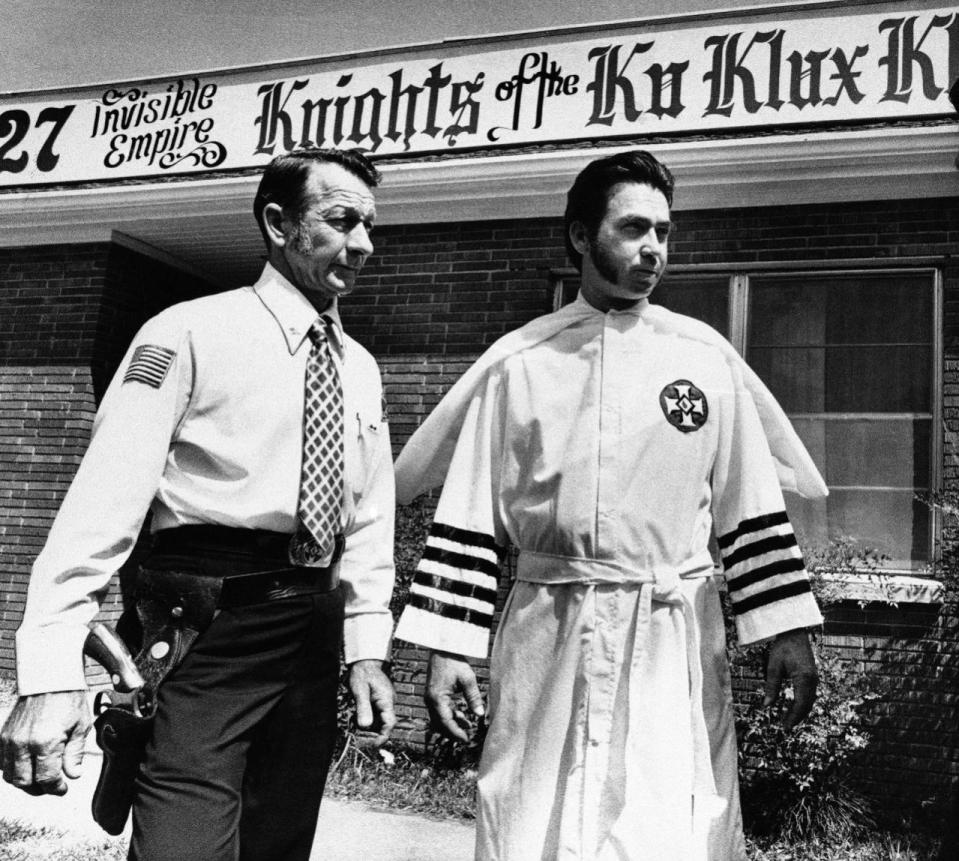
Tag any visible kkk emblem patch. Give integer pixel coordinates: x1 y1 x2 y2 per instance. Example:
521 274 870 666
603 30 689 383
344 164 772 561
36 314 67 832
659 380 708 433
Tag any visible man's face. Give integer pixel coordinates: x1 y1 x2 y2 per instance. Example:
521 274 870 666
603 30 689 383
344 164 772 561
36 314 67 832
274 162 376 308
574 181 671 312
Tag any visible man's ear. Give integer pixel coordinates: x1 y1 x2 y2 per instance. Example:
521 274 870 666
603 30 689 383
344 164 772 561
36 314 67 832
261 202 289 250
569 220 590 256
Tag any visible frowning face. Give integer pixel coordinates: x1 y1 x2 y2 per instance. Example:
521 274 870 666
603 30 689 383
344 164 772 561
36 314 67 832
272 161 376 309
572 181 671 312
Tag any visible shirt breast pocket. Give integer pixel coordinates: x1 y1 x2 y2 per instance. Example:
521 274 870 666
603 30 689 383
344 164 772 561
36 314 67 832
348 410 383 496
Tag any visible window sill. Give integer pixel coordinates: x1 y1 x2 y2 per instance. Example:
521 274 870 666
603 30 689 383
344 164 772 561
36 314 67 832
818 572 943 605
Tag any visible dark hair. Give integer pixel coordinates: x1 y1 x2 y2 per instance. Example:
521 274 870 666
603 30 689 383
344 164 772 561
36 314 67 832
253 148 381 252
563 150 674 272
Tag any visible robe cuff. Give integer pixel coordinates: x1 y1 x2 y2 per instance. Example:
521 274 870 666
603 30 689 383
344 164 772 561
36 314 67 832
343 613 394 664
16 623 90 695
734 591 824 645
394 605 491 659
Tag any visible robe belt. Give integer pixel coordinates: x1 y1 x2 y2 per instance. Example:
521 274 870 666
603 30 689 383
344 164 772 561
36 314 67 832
517 545 722 841
514 548 717 603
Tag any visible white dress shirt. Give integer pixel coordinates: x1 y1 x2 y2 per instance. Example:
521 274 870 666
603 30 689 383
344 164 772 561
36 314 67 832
17 263 395 694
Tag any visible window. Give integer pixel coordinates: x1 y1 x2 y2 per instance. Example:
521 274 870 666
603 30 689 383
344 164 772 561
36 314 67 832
553 266 941 571
648 274 732 338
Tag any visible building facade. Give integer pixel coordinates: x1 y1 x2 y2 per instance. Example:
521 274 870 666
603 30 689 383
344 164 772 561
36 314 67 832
1 0 958 806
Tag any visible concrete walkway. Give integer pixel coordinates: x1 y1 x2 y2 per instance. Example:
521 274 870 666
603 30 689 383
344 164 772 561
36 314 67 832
0 703 474 861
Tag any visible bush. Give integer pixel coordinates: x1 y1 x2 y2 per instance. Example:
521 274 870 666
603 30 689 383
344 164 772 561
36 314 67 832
735 644 877 841
730 538 886 843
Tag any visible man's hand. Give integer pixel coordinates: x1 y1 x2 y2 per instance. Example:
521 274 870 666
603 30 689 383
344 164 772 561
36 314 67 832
763 628 819 731
0 691 91 796
426 650 485 743
348 659 396 748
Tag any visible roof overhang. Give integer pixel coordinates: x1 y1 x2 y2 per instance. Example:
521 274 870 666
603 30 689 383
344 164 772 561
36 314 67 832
0 123 956 287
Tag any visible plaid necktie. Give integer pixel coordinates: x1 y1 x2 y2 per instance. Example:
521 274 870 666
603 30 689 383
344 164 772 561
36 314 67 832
289 316 344 566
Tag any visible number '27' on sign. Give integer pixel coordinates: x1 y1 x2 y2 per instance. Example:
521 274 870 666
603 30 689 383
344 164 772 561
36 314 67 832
0 105 75 174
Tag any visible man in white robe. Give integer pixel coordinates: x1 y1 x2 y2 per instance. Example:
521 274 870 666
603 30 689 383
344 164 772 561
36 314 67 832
394 150 824 861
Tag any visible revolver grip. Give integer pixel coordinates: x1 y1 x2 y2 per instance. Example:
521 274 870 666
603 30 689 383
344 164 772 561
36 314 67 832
84 622 145 693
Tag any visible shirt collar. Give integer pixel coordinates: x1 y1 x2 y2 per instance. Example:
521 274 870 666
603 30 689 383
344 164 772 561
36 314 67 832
252 263 346 356
572 289 650 318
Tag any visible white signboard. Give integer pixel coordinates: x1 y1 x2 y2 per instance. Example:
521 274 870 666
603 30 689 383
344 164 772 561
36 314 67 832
0 2 956 187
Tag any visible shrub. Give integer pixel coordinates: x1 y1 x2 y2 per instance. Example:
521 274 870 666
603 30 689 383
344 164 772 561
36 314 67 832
735 641 877 841
730 538 886 843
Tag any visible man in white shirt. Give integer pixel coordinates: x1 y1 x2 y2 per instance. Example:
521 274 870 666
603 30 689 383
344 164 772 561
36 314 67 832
0 148 396 861
393 150 823 860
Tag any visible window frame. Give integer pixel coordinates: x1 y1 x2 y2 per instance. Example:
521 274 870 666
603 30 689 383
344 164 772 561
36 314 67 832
551 258 944 576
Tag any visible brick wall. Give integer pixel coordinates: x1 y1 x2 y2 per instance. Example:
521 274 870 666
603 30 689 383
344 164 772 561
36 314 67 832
341 219 566 359
824 603 951 801
0 245 111 672
0 367 98 670
0 243 215 678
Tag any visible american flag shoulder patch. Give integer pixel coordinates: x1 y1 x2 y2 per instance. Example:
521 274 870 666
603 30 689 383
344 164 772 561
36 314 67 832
122 344 177 389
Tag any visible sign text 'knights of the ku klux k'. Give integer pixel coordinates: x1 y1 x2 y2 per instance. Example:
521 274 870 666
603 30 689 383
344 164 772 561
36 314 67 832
0 1 956 187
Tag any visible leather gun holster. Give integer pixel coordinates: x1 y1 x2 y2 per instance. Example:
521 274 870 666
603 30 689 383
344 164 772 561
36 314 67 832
91 568 221 835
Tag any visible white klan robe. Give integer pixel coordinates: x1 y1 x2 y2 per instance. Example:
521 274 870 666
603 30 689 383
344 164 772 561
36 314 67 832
394 293 826 861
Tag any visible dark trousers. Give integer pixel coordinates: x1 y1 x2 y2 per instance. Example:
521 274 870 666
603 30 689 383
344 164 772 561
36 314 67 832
127 551 344 861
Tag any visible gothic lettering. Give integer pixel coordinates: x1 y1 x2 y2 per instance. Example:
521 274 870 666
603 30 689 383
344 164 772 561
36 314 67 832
445 74 485 145
254 79 309 154
586 43 654 126
489 52 578 140
645 61 689 119
879 14 959 103
823 46 869 106
786 48 832 109
703 30 784 117
384 69 423 150
255 63 487 153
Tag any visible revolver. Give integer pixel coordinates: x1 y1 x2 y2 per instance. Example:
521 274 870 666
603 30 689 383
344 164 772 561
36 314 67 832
83 622 152 836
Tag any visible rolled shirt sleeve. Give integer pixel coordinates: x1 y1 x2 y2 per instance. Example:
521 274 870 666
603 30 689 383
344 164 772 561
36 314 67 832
16 311 191 695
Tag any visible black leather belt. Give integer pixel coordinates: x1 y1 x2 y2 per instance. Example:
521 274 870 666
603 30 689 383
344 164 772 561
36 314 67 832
150 525 344 607
218 566 340 607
